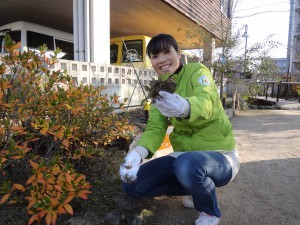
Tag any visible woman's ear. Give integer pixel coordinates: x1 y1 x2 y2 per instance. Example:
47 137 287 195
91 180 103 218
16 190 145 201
177 50 181 59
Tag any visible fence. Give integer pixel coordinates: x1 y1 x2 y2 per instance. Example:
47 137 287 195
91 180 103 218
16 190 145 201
259 81 300 103
49 59 157 107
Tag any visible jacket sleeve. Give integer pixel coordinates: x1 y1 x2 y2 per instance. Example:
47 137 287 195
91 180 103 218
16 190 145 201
137 105 169 155
186 65 219 122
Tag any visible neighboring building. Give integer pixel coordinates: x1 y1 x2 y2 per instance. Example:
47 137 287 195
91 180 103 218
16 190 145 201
273 58 289 75
288 0 300 80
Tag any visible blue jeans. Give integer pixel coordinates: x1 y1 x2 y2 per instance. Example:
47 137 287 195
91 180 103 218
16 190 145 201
122 151 237 217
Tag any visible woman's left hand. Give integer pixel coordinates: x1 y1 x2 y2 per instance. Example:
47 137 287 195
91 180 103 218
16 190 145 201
153 91 190 118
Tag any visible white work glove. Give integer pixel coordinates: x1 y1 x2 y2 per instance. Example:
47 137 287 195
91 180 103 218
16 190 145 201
153 91 190 118
119 146 148 183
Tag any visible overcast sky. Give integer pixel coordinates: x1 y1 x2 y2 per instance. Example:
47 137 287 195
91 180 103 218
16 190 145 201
232 0 291 58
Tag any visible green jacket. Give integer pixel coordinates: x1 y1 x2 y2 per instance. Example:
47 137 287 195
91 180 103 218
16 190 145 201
137 63 236 155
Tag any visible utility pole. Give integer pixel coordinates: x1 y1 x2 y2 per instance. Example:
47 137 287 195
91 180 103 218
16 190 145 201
242 24 249 79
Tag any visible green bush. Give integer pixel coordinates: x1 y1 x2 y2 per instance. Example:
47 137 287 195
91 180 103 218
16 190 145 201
0 35 134 224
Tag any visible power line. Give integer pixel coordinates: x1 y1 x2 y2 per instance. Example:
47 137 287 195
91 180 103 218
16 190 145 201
234 10 289 19
236 2 290 12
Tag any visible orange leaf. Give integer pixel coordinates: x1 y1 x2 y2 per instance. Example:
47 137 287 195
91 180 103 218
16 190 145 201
75 175 85 183
83 183 92 189
37 210 47 219
27 199 36 209
52 212 57 225
12 183 25 192
77 190 91 200
40 129 47 135
54 185 62 192
50 198 59 208
1 158 7 164
64 203 73 215
46 184 54 191
65 173 72 184
30 161 38 169
7 200 17 204
27 175 36 185
64 195 74 204
46 213 52 225
57 205 66 214
0 193 11 204
10 126 24 131
28 214 38 225
62 139 69 148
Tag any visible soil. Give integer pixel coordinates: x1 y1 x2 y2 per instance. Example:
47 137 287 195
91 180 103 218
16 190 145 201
1 109 299 225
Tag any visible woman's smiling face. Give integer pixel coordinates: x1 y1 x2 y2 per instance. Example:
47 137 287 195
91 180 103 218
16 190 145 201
149 46 181 76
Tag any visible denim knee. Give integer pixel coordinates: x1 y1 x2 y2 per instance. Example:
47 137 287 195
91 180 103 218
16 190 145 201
173 153 206 188
122 182 142 198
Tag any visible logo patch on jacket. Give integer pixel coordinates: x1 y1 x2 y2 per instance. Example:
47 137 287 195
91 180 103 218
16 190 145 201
198 76 210 86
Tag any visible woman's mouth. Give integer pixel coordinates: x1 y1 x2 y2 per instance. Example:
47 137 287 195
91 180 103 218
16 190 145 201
160 64 171 72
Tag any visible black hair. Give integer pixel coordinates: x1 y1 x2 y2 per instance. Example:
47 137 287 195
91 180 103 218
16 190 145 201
146 34 179 58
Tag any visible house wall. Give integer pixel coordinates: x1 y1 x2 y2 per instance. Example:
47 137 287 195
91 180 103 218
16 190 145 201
164 0 231 40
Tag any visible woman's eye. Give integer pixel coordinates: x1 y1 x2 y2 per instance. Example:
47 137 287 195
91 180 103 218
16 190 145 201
151 55 158 59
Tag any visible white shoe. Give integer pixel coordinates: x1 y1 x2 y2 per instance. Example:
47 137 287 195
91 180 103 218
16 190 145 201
182 195 194 208
195 212 220 225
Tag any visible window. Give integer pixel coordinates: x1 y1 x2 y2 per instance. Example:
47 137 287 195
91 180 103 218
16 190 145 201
72 77 78 85
82 77 87 84
110 44 118 63
82 65 87 71
27 31 54 50
61 63 67 70
72 64 77 70
221 0 231 18
0 30 21 53
55 39 74 60
0 35 3 52
122 40 143 62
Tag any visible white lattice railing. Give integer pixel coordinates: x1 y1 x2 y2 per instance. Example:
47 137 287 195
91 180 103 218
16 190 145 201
50 59 157 107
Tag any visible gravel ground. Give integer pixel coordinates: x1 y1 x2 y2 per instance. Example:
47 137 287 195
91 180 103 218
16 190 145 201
139 110 300 225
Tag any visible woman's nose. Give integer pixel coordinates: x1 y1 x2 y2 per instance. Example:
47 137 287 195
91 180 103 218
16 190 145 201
157 54 166 63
